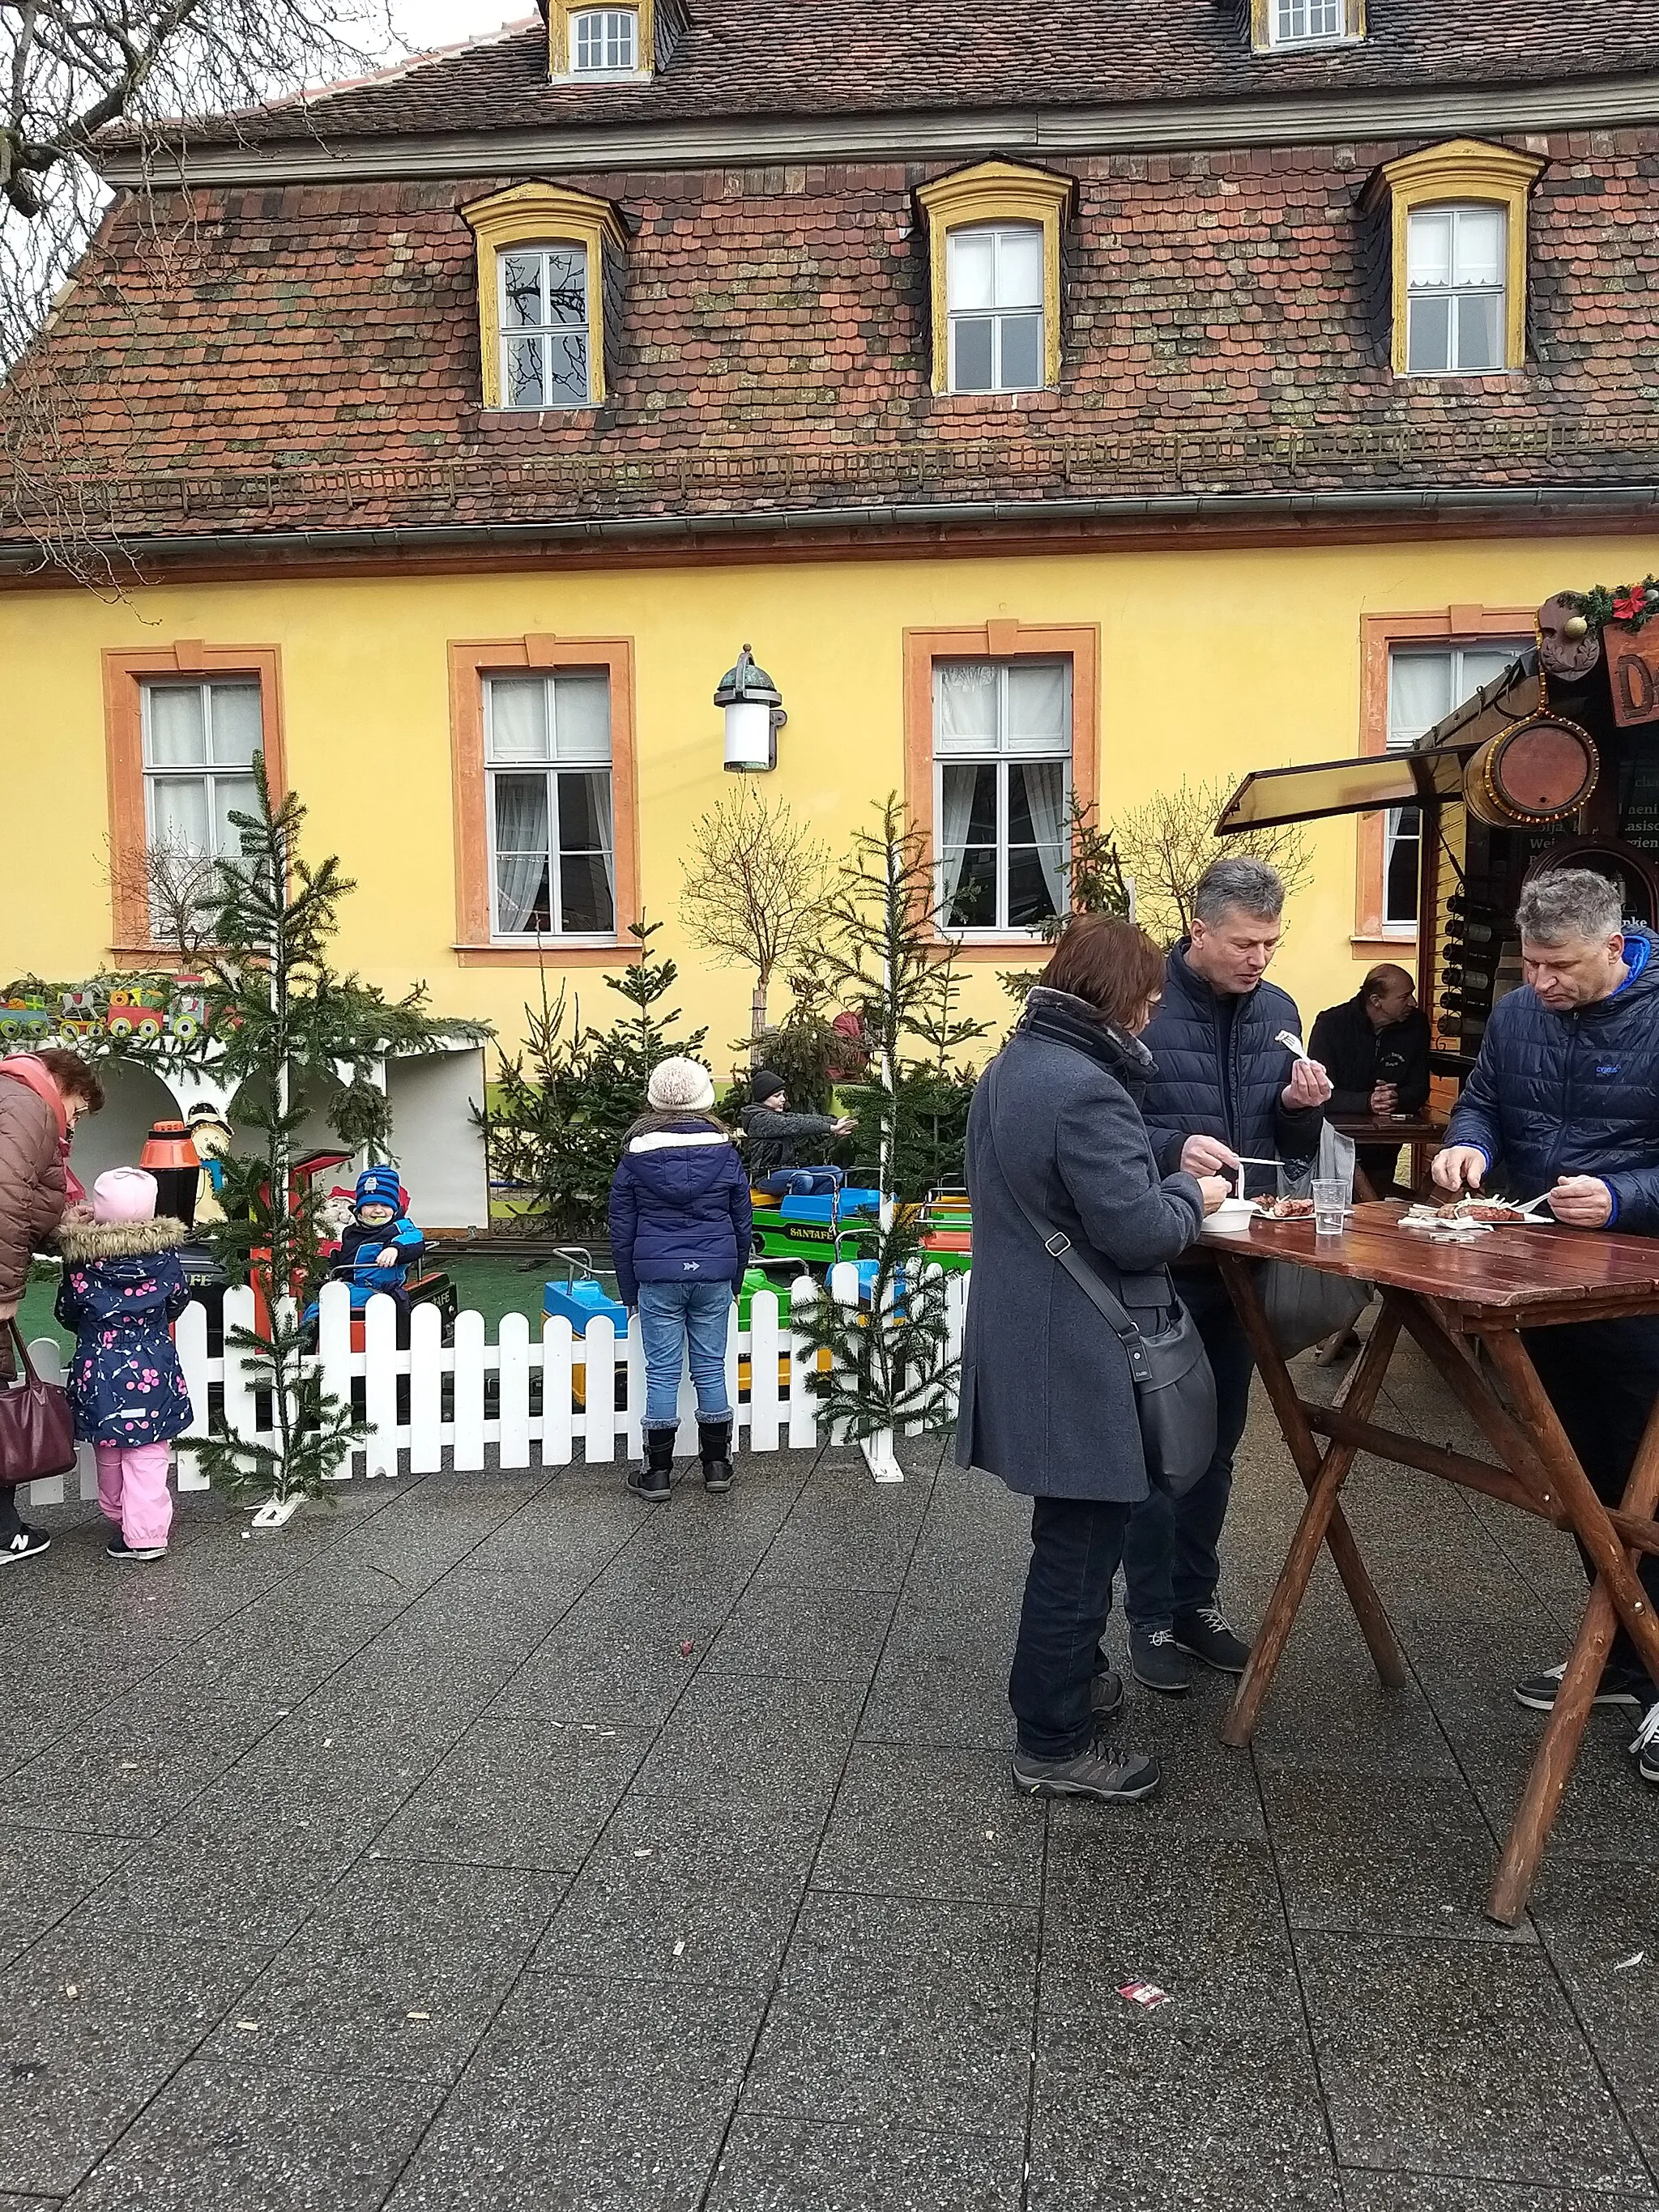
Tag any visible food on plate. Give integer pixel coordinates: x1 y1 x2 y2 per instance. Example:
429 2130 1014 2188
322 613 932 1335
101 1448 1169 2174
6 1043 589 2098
1434 1199 1529 1224
1256 1196 1317 1220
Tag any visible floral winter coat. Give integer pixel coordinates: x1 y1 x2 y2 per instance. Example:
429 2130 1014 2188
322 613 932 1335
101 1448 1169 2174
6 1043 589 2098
54 1217 193 1447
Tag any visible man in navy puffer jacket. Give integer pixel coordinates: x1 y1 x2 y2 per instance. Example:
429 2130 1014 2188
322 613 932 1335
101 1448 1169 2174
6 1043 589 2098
1124 856 1332 1694
1435 868 1659 1754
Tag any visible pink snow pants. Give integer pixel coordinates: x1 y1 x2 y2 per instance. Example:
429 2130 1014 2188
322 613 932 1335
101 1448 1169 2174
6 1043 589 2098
95 1443 173 1551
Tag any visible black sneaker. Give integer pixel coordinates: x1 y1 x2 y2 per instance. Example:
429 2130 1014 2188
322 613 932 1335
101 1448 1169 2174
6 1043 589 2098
1013 1735 1161 1803
1514 1660 1650 1714
106 1533 168 1562
1129 1626 1192 1695
1173 1606 1252 1676
1091 1668 1125 1720
1631 1701 1659 1787
0 1526 50 1565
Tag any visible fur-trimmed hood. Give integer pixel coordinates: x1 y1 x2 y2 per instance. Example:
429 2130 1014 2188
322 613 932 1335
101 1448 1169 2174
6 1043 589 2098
57 1216 188 1264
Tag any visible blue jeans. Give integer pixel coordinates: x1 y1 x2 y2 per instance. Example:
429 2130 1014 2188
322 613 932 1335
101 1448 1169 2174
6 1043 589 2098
636 1280 735 1430
1009 1495 1131 1759
754 1168 841 1198
1121 1270 1256 1631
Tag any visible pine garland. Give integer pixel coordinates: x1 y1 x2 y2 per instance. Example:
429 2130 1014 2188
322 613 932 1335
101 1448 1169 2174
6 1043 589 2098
1563 577 1659 633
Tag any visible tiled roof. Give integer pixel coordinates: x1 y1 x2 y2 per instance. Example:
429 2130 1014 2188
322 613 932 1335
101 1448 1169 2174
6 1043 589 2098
9 127 1659 550
118 1 1659 147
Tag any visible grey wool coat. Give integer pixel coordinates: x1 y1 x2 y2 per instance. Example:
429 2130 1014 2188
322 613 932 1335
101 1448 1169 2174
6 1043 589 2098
955 988 1208 1504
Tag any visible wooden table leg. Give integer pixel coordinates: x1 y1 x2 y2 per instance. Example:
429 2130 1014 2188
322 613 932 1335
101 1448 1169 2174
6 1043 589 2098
1217 1262 1406 1748
1480 1334 1659 1925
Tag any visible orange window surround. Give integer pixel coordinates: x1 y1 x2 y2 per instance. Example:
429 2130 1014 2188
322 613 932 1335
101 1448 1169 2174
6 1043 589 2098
1352 606 1532 952
103 642 286 957
448 635 639 965
902 619 1099 958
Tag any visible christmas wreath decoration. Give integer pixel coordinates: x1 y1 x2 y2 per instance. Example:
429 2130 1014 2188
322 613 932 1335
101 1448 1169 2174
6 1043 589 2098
1563 577 1659 633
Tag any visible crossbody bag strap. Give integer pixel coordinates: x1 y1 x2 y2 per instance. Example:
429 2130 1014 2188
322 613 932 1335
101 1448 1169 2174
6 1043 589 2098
983 1057 1144 1353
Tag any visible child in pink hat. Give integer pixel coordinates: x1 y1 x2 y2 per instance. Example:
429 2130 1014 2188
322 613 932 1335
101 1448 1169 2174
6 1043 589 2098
54 1168 193 1561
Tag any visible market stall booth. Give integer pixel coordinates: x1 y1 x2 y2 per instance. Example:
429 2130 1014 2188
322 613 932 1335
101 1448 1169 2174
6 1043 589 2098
1218 582 1659 1097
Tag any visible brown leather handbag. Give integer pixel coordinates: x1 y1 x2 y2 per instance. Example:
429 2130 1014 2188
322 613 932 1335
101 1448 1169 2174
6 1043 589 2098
0 1323 78 1487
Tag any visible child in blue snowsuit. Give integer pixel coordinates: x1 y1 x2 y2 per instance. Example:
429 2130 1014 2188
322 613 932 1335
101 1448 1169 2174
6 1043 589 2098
334 1166 424 1311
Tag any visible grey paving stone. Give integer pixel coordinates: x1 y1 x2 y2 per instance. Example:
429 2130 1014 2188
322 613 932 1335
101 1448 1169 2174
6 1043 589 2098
0 1694 281 1842
597 1788 829 1888
383 2087 727 2212
742 1894 1036 2132
373 1713 652 1873
0 1829 133 1971
0 2194 69 2210
1260 1767 1529 1942
489 1592 732 1727
1042 1833 1293 1993
1529 1857 1659 2158
531 1850 799 1987
857 1597 1021 1748
706 2115 1025 2212
467 1970 766 2102
1339 2178 1659 2212
0 2056 162 2201
59 2060 443 2212
698 1584 896 1679
1044 1686 1270 1844
458 1496 648 1579
1297 1930 1649 2189
812 1743 1044 1906
69 1830 341 1951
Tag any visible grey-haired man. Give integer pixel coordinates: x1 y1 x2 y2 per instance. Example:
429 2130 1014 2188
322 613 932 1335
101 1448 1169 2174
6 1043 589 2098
1435 866 1659 1782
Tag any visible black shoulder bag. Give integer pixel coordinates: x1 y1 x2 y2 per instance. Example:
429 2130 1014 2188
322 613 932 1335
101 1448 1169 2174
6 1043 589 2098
985 1060 1217 1500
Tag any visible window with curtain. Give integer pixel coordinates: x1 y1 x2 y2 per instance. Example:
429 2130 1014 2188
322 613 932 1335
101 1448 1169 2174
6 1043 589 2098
1384 642 1520 927
571 7 637 70
1273 0 1343 38
498 243 590 408
486 671 616 939
141 679 262 867
1405 204 1507 374
945 225 1043 394
933 658 1071 932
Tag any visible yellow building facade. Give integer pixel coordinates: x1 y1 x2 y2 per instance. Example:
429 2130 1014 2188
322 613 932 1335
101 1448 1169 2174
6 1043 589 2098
2 531 1643 1062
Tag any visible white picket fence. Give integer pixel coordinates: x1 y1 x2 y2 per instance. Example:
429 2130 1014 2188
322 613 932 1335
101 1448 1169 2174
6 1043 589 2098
23 1264 970 1505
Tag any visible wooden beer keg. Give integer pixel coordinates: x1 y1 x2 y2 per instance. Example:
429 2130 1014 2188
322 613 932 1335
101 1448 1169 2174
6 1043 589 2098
1464 715 1598 828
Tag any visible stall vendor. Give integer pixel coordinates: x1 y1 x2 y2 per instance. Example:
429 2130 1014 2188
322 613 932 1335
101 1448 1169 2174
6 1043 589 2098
1433 867 1659 1780
740 1069 856 1198
1309 964 1431 1193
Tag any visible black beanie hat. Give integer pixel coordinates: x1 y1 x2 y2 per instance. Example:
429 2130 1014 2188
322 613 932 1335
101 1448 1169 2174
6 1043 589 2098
750 1069 787 1103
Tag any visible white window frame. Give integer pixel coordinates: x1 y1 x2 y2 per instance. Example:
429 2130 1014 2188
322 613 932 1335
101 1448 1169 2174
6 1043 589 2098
932 659 1073 938
139 677 262 866
569 6 638 73
1269 0 1346 42
484 671 616 944
945 224 1045 396
1384 640 1524 931
497 241 591 411
1405 203 1508 377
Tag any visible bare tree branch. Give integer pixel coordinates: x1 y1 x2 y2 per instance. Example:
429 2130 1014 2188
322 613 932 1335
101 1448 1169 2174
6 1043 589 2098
678 789 833 1046
105 826 220 959
1111 773 1313 947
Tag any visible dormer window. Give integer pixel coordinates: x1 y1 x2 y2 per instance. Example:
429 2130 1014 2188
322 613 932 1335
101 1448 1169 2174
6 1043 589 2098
1252 0 1363 49
916 160 1075 398
1360 140 1545 379
462 181 632 411
571 8 637 74
501 245 589 408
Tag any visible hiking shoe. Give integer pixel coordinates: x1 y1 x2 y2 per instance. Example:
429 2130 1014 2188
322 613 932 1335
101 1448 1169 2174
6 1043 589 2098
1013 1735 1162 1803
1091 1668 1125 1720
106 1533 168 1562
1174 1606 1252 1676
1515 1660 1650 1714
1129 1626 1192 1695
1 1526 50 1565
1632 1701 1659 1786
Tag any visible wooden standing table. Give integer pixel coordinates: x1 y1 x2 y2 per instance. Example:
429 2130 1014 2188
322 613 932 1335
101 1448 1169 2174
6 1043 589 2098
1202 1200 1659 1924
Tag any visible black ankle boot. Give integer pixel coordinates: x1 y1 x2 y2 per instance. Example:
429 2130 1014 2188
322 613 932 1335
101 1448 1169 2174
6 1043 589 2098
629 1426 676 1502
698 1419 734 1494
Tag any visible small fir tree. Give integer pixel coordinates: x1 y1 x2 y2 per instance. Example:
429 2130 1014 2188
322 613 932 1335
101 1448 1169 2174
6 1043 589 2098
484 919 709 1235
795 1200 960 1443
173 765 471 1511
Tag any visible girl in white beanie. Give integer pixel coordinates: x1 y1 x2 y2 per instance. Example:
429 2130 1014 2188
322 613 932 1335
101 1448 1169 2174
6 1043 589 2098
608 1060 751 1500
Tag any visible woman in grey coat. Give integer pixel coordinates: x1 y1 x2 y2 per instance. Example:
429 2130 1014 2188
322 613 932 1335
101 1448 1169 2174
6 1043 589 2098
958 916 1229 1802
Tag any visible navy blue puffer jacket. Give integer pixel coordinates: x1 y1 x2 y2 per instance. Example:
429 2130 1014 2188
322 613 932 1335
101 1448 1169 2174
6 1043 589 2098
1444 929 1659 1232
1139 944 1324 1193
54 1217 193 1447
608 1115 754 1306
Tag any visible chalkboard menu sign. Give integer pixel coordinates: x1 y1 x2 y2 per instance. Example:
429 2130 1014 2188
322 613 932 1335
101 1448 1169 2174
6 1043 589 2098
1619 743 1659 858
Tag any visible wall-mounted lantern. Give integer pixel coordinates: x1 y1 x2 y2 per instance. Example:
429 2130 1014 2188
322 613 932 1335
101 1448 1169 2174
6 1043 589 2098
715 644 787 773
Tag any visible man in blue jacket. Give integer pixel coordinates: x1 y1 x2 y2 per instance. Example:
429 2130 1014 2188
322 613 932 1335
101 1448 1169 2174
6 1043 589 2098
1434 867 1659 1778
1129 856 1332 1692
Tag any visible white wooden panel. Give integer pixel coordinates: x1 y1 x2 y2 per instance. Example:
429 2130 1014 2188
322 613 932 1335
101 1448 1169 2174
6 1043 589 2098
407 1301 444 1473
787 1274 820 1450
453 1309 487 1470
498 1310 531 1469
363 1294 399 1477
220 1284 259 1447
542 1315 574 1467
173 1299 211 1491
748 1289 781 1451
583 1316 616 1463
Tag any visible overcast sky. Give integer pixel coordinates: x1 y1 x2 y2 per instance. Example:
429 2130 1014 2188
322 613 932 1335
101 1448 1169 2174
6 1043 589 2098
385 0 536 59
